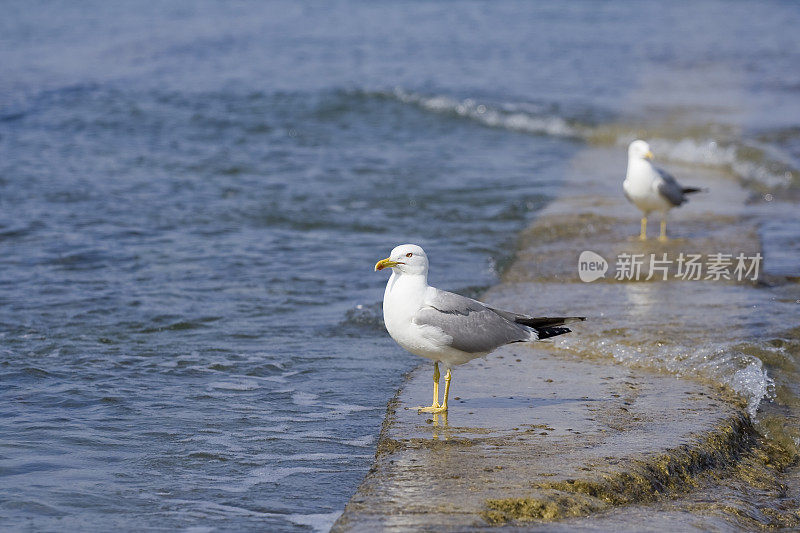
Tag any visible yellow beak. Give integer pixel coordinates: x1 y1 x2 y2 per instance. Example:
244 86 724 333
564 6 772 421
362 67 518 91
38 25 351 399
645 150 654 160
374 257 402 271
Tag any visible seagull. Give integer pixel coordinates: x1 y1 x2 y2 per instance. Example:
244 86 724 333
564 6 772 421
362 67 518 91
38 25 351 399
623 139 704 241
374 244 584 413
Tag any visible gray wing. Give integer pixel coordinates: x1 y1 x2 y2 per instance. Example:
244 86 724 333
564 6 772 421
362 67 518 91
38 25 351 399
413 289 532 354
654 167 686 207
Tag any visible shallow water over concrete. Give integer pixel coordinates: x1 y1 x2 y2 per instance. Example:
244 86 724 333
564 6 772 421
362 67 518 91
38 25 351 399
333 348 749 531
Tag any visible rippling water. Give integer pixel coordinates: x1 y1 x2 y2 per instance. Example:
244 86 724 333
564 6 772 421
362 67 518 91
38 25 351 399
2 1 799 531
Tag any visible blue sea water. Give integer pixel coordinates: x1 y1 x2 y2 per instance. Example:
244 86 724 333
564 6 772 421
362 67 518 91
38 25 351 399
1 1 799 531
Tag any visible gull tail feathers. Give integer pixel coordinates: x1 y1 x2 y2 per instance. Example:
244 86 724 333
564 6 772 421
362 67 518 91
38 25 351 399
682 186 706 194
534 326 574 340
515 316 585 341
513 316 586 329
486 308 586 340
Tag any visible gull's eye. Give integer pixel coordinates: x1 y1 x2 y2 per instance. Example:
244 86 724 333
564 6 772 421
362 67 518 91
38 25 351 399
406 252 413 258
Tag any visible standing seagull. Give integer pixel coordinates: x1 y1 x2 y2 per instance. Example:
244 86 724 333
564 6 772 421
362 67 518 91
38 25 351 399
623 139 704 241
374 244 584 413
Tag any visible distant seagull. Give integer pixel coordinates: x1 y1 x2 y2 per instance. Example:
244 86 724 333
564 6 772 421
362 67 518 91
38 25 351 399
623 140 704 241
374 244 584 413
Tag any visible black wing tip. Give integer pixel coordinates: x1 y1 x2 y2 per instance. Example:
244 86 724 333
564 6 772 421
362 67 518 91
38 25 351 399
682 186 707 194
536 326 572 340
515 316 586 328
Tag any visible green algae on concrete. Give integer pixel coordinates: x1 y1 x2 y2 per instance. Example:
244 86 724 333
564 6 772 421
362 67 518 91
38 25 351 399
483 414 756 524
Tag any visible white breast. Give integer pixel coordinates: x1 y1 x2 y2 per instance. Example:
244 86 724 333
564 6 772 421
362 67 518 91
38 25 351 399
624 159 672 213
382 274 455 360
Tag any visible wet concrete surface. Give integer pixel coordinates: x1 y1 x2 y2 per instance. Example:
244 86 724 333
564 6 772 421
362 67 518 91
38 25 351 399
332 347 749 531
333 146 792 531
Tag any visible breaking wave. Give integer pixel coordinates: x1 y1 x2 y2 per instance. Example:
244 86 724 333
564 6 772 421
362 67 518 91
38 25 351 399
376 87 799 191
388 88 584 138
556 336 776 420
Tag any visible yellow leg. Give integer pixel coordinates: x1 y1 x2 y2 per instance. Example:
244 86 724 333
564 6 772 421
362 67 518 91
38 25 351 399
432 362 440 408
639 217 648 240
412 362 445 412
416 366 450 414
441 368 451 411
659 218 668 242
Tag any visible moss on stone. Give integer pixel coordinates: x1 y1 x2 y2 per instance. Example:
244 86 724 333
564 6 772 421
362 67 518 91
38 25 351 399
483 414 759 524
483 493 604 523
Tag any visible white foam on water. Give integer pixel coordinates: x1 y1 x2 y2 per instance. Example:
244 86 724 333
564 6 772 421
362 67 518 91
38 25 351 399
247 465 322 483
246 424 291 433
185 432 246 452
557 336 775 419
287 511 343 533
324 402 379 416
168 499 341 531
221 466 326 492
208 379 260 391
391 88 581 138
253 452 371 462
340 434 375 447
165 498 280 519
384 88 799 191
275 430 336 441
292 391 319 406
222 371 299 384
